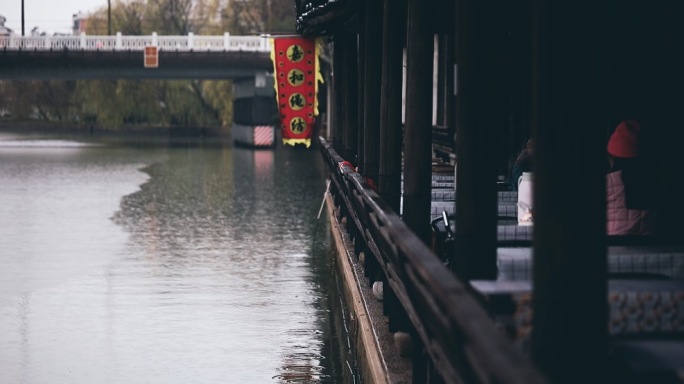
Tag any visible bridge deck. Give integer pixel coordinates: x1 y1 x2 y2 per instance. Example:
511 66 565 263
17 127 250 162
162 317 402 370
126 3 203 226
0 34 274 80
0 50 273 80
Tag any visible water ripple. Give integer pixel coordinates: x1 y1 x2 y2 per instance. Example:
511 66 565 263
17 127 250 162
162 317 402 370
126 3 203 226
0 139 335 383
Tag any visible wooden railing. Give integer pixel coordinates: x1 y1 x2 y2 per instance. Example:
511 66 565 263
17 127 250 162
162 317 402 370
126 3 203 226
319 137 547 384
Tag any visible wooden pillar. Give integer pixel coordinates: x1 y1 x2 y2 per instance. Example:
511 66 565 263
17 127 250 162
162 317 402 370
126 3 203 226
362 0 383 183
437 0 457 158
611 1 684 241
379 0 407 213
357 29 366 171
445 36 456 157
436 36 447 127
663 3 684 241
324 65 333 142
403 0 434 245
445 33 456 160
331 35 344 152
453 0 504 280
530 1 608 382
507 1 532 172
341 33 359 163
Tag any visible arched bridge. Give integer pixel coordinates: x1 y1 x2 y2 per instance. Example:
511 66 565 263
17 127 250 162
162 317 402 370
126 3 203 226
0 33 273 80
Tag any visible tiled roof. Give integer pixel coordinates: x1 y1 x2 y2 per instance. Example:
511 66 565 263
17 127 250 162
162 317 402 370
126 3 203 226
295 0 359 36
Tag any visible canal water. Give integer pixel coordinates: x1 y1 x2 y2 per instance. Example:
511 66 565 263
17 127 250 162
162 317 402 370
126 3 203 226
0 132 343 383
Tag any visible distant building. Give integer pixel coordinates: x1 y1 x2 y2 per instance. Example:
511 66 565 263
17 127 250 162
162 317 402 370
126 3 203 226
31 26 46 36
72 12 88 35
0 15 14 36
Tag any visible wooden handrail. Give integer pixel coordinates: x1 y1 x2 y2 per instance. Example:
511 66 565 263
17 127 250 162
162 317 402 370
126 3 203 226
320 137 547 384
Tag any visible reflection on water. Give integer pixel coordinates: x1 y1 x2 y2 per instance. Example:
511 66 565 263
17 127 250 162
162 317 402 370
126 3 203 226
0 134 337 383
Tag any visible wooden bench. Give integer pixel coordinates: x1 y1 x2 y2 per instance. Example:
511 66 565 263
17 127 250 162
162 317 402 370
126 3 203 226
470 279 684 382
470 279 684 350
497 246 684 281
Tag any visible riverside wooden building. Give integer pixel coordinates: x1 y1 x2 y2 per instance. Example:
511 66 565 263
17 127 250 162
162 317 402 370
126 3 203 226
296 0 684 383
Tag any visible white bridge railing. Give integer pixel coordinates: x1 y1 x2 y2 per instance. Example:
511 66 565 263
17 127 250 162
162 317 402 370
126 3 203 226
0 32 271 52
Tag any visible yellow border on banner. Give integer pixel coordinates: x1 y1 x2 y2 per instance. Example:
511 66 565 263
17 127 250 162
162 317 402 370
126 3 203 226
269 38 279 99
283 138 311 148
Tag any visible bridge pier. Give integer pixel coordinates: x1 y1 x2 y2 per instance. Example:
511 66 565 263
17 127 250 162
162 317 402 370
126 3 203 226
232 73 278 148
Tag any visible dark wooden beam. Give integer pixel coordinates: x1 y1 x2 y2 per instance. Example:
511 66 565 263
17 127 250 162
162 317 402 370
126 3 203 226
362 0 383 183
506 1 533 172
341 32 359 162
331 35 344 152
356 26 365 173
403 0 434 245
530 1 608 382
378 0 407 213
453 0 505 280
445 33 456 157
436 36 447 127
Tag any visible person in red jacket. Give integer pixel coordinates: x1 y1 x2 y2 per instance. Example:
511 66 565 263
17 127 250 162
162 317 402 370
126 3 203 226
606 120 658 235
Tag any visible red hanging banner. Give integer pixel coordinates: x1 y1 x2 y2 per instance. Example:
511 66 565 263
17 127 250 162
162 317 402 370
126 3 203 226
270 36 322 148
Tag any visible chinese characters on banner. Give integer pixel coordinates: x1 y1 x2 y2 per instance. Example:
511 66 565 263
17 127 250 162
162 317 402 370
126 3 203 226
270 36 323 148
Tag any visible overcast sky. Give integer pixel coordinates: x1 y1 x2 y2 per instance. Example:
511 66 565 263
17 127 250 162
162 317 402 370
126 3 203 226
2 0 105 35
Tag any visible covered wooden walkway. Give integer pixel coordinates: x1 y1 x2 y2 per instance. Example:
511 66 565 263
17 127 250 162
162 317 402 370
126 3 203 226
297 0 684 382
